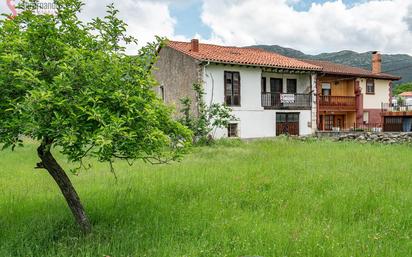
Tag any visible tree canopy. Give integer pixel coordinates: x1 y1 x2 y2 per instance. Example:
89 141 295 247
0 0 192 232
393 83 412 96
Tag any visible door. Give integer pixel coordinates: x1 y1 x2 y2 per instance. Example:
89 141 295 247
319 115 333 131
270 78 283 106
334 115 345 130
276 113 299 136
384 117 403 132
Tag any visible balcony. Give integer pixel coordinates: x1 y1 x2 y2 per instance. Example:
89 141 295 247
319 96 356 111
261 92 312 110
382 103 412 115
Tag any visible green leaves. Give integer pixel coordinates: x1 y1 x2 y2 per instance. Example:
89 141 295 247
0 0 191 169
394 83 412 96
179 84 237 144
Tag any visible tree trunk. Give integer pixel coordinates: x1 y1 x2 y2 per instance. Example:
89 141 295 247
37 139 92 233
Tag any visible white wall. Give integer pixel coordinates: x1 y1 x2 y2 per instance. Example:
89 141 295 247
359 78 390 109
261 72 311 93
203 64 315 139
204 65 263 110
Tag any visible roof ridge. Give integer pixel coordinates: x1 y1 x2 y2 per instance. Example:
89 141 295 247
166 40 322 71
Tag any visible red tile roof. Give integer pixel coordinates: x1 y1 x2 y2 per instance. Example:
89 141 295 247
399 92 412 97
167 41 322 71
303 59 400 80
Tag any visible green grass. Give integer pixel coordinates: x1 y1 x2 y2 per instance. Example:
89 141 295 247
1 138 412 257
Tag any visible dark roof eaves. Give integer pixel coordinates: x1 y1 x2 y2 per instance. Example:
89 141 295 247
322 71 401 80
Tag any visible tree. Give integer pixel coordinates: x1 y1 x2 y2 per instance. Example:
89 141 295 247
0 0 192 233
179 84 237 144
393 83 412 96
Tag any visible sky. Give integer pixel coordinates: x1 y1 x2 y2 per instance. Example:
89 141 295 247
1 0 412 55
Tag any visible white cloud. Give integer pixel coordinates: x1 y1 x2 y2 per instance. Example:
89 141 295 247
0 0 186 54
80 0 187 54
201 0 412 55
405 3 412 32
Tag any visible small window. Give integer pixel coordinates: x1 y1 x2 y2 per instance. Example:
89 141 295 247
366 79 375 94
363 112 369 124
225 71 241 106
287 79 297 94
289 113 299 122
261 77 267 93
321 83 331 96
227 123 238 138
276 113 286 123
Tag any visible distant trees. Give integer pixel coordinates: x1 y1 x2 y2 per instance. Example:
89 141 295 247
0 0 191 233
393 83 412 95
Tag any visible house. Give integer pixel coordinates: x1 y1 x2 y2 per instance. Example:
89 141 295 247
397 92 412 106
153 39 400 138
153 39 321 139
381 91 412 132
304 53 400 132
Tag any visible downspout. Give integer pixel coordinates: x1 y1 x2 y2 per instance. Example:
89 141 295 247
202 61 214 106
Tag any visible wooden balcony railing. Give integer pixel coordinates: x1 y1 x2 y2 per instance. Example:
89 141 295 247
261 92 311 109
319 95 356 110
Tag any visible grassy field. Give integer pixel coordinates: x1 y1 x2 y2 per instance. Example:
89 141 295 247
1 138 412 257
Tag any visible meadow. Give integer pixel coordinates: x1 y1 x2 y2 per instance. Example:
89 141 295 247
1 138 411 257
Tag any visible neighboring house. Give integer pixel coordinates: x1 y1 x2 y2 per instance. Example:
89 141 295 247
153 40 401 138
154 39 321 139
304 53 400 131
381 91 412 132
398 92 412 106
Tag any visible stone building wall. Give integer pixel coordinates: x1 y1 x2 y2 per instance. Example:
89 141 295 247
152 46 202 116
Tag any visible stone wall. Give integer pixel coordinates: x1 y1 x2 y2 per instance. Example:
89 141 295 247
153 46 202 115
336 132 412 144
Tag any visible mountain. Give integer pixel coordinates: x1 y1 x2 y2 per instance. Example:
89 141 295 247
252 45 412 84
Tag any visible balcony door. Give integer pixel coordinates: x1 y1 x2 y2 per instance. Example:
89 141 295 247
270 78 283 106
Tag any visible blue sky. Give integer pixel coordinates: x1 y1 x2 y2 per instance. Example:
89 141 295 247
170 0 212 39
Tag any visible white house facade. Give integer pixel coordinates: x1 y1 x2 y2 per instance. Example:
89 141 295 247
203 64 318 138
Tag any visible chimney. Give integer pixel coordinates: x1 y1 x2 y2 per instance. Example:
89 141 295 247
372 51 382 74
191 39 199 52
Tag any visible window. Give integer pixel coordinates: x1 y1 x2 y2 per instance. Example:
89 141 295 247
261 77 267 93
287 79 297 94
224 71 241 106
227 123 238 138
159 86 165 102
276 113 286 123
366 79 375 94
363 112 369 124
321 83 331 95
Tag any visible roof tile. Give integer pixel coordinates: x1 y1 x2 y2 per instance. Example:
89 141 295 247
303 59 400 80
167 41 322 71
